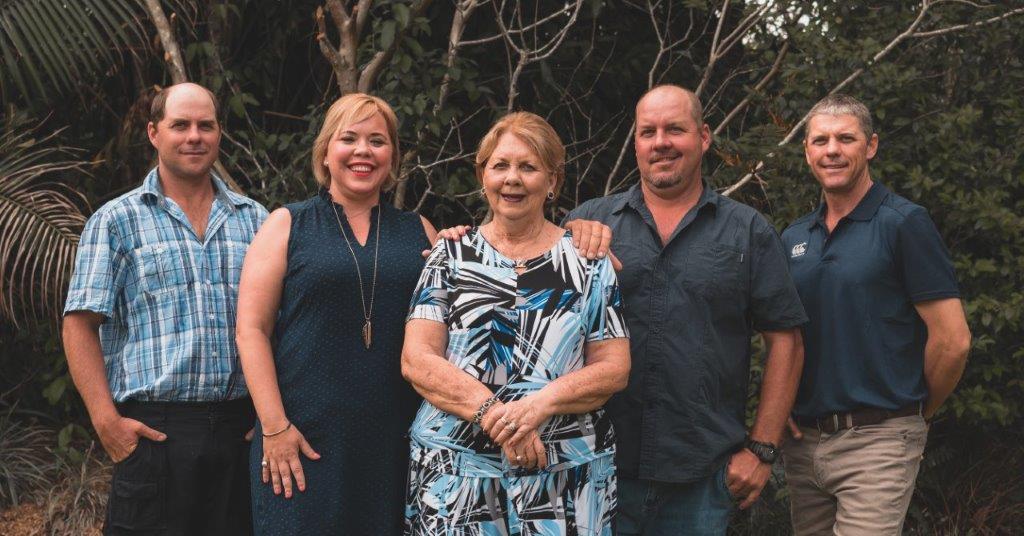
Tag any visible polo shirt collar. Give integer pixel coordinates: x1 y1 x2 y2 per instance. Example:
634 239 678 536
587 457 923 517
140 167 251 212
810 180 888 229
846 180 887 221
613 179 720 215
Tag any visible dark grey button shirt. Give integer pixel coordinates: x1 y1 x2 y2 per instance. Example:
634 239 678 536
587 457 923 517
566 182 807 483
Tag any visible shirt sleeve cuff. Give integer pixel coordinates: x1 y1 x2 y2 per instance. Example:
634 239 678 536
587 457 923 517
407 305 447 324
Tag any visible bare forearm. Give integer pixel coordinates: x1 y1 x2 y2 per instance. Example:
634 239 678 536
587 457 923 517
750 331 803 446
63 316 119 426
402 348 494 421
534 361 628 415
922 336 969 417
237 327 289 430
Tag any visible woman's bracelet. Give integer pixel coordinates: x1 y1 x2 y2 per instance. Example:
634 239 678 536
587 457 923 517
472 396 500 424
262 421 292 437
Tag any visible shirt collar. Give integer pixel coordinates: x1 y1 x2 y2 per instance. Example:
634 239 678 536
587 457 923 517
613 179 720 215
811 180 888 229
140 167 252 212
845 180 887 221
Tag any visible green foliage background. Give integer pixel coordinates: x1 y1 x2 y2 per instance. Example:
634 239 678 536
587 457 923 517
1 0 1022 532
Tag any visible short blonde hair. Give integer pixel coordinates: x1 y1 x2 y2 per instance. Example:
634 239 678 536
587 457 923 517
311 93 401 190
475 112 566 201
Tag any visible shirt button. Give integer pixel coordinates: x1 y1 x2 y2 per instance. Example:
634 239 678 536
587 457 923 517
212 351 219 357
206 280 213 285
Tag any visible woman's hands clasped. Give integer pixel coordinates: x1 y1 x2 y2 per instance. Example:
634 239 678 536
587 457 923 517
480 395 552 469
261 422 321 499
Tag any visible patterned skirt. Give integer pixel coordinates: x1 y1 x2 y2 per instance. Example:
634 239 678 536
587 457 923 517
405 453 616 536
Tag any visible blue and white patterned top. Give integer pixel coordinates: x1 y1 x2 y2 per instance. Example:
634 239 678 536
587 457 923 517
64 168 268 402
407 228 629 477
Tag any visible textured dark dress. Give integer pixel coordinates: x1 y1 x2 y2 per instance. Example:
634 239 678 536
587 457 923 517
250 190 428 534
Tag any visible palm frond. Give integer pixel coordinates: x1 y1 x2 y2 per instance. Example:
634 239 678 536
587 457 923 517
0 0 147 104
0 115 89 328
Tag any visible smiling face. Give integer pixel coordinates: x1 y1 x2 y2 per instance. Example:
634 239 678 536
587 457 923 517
147 85 220 182
325 112 394 201
634 87 711 193
804 113 878 195
481 133 555 222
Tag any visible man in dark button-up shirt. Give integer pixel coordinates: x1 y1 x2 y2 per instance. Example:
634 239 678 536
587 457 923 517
780 94 971 535
565 84 807 535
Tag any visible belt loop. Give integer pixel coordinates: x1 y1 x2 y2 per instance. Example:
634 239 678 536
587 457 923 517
844 413 853 429
831 414 839 433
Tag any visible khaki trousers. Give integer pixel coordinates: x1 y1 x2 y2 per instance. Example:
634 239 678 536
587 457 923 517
782 415 928 536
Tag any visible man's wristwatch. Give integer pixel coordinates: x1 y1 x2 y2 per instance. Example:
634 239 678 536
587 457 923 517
744 438 779 464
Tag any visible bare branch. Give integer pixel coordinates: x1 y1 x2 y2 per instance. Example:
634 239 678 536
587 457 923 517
695 0 730 98
360 0 436 92
460 3 570 45
912 6 1024 38
714 40 790 137
142 0 187 83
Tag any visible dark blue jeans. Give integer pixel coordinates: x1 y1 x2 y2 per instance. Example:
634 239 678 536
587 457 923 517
615 464 735 535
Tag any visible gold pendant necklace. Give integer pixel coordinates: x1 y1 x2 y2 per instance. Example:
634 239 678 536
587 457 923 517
330 200 381 349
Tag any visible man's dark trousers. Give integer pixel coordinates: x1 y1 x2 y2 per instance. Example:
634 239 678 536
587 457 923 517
104 397 255 535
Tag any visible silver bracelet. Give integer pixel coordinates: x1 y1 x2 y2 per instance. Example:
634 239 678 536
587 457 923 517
262 421 292 437
472 396 499 424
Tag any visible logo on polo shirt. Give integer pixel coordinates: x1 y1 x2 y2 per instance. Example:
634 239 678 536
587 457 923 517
791 242 807 257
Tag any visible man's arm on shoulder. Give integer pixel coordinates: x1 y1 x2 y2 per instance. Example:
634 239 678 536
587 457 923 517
917 298 971 418
562 199 617 263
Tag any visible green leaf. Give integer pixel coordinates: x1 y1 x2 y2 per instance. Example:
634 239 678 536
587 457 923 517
381 20 396 50
42 376 66 405
393 3 410 28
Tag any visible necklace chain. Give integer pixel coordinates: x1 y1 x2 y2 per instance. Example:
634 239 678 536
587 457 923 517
330 200 381 349
487 222 546 269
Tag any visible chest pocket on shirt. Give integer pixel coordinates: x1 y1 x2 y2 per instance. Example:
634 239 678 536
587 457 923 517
219 241 248 291
681 243 745 296
136 243 195 295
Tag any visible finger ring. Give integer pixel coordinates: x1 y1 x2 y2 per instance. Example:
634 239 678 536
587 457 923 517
506 422 518 431
500 416 509 425
516 455 523 461
261 459 268 467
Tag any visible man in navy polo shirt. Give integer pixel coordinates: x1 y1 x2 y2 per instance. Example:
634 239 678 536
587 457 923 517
780 94 972 535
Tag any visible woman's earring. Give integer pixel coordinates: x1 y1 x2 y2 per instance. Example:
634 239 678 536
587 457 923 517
479 187 487 197
323 160 329 166
546 190 555 200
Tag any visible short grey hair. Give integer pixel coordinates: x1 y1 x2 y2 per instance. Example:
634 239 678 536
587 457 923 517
805 93 874 139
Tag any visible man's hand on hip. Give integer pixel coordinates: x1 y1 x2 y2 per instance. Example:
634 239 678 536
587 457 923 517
726 448 772 510
95 414 167 462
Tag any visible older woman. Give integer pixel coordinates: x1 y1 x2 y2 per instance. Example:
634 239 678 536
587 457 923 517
402 112 631 535
236 94 437 534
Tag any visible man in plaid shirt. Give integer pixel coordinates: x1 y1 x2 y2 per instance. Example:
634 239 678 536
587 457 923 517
63 83 267 534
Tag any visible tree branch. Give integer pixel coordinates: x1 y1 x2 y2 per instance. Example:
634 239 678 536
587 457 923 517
360 0 435 93
714 40 790 137
142 0 187 84
912 6 1024 38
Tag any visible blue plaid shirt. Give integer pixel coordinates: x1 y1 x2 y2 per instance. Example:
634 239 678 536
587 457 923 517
64 168 268 402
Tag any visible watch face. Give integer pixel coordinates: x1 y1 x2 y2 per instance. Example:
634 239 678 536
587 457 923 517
747 440 777 463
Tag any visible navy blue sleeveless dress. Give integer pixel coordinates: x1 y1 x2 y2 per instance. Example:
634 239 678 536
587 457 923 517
250 190 428 534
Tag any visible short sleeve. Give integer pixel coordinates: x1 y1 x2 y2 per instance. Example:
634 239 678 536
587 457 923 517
749 218 808 331
63 211 123 318
897 207 960 302
561 201 592 227
407 239 452 324
585 256 629 342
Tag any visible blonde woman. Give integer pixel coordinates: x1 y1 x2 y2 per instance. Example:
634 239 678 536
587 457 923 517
236 93 436 534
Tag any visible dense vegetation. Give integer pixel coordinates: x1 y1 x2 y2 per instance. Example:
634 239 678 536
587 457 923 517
2 1 1022 533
